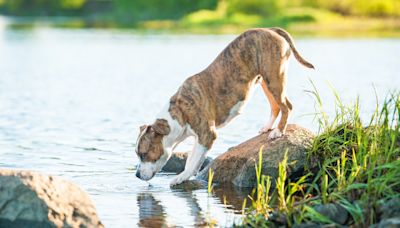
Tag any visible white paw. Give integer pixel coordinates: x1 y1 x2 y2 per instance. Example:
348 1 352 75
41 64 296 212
259 126 272 134
170 173 189 187
268 128 283 139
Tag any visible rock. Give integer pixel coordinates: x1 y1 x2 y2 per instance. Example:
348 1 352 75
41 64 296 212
161 152 213 173
373 218 400 228
378 198 400 220
293 223 324 228
197 124 314 187
0 169 103 228
169 179 207 191
313 203 348 225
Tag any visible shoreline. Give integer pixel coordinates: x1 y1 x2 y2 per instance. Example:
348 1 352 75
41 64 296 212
2 15 400 38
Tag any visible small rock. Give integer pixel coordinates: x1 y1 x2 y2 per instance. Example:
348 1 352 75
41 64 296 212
170 179 207 191
293 223 324 228
313 203 348 225
374 218 400 228
0 169 104 228
161 152 213 173
378 198 400 220
197 124 315 188
269 212 287 226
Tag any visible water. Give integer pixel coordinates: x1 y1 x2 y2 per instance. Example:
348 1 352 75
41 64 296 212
0 24 399 227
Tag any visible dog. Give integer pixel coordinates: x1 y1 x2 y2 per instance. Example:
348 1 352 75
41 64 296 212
135 28 314 186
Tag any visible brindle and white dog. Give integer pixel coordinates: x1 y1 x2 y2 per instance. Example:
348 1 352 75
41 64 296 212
135 28 314 186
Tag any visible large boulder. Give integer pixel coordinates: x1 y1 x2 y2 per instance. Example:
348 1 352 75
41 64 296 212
197 124 315 188
161 152 213 173
0 169 103 228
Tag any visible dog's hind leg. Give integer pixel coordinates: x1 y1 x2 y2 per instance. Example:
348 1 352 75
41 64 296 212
269 84 292 139
259 79 280 133
262 65 292 139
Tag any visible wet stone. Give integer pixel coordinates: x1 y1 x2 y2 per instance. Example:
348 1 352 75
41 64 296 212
169 179 207 191
161 152 213 173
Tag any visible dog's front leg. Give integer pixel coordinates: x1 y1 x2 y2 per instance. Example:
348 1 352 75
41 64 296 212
170 142 208 186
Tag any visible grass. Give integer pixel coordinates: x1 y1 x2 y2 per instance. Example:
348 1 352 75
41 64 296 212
208 168 214 194
238 87 400 227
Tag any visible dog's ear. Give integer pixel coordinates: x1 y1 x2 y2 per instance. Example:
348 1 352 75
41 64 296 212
139 125 148 132
152 119 170 135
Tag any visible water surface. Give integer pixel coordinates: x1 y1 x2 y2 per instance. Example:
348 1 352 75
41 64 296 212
0 26 399 227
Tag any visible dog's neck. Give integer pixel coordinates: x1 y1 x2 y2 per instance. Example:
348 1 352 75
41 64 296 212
156 103 188 151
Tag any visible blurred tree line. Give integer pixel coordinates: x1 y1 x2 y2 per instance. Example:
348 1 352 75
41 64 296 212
0 0 399 21
0 0 218 20
226 0 400 17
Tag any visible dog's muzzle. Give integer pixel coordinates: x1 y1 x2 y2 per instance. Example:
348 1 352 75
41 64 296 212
135 164 156 181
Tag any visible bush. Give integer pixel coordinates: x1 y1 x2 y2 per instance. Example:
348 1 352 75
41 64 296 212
299 0 400 17
226 0 283 17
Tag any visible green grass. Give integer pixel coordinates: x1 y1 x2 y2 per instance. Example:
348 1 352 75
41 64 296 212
239 87 400 227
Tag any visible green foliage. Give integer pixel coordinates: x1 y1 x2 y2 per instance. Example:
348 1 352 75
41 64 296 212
0 0 87 15
300 0 400 17
60 0 85 9
241 86 400 227
226 0 283 17
112 0 217 24
0 0 218 20
1 0 399 32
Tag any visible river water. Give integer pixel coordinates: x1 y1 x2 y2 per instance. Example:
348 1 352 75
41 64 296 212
0 25 399 227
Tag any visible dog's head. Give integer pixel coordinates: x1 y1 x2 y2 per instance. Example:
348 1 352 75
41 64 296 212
135 118 171 181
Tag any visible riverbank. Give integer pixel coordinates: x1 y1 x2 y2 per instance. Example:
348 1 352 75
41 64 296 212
2 7 400 38
139 7 400 37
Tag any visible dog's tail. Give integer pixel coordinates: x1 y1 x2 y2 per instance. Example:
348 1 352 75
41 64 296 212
270 27 315 69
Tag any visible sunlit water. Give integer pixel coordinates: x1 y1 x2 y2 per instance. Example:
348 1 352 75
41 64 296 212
0 25 399 227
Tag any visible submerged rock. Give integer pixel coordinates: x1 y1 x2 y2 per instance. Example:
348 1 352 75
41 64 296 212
161 152 213 173
197 124 315 188
169 179 207 191
0 169 103 228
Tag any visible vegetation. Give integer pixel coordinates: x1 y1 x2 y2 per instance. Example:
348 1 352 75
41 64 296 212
1 0 400 36
239 88 400 227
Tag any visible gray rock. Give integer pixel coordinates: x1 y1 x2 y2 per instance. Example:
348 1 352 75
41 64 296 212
374 218 400 228
293 223 324 228
169 179 207 191
197 124 314 188
314 203 348 225
0 169 104 228
378 198 400 220
161 152 213 173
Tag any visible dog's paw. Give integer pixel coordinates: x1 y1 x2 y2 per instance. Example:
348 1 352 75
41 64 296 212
170 174 189 187
259 126 271 134
268 128 283 139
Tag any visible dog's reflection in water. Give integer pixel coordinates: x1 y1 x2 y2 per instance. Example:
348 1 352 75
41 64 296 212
137 193 166 228
137 181 208 227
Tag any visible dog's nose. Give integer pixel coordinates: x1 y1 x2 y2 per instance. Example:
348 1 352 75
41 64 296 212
136 170 141 179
